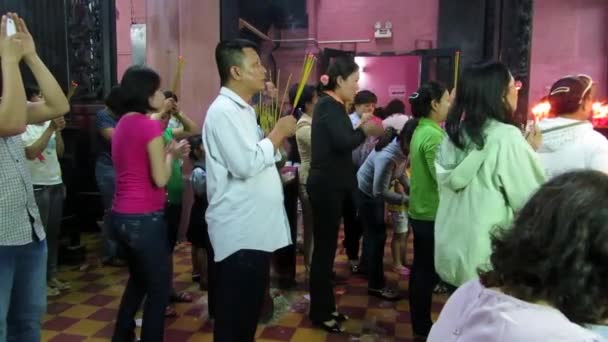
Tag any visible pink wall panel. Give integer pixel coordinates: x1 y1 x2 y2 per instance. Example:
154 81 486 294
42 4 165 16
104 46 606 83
309 0 438 53
529 0 608 105
355 56 421 109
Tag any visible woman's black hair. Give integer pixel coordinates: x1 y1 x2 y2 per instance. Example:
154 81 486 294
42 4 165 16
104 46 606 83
163 90 178 102
373 107 386 120
479 170 608 325
375 118 420 152
445 61 515 149
187 134 203 161
114 65 161 117
289 84 316 114
409 81 447 120
105 86 124 114
384 99 406 117
320 55 359 92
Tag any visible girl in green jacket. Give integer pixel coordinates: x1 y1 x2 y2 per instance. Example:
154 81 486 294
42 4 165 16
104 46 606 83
435 62 544 289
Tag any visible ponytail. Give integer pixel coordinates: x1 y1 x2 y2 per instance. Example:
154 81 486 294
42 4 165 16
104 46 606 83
399 118 420 145
409 81 447 119
375 127 398 151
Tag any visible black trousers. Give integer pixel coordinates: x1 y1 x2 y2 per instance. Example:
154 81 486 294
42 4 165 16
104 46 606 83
214 249 271 342
342 191 363 261
408 218 440 337
357 191 387 289
308 185 347 322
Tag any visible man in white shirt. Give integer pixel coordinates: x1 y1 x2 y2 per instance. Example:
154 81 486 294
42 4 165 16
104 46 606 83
537 75 608 178
202 39 296 342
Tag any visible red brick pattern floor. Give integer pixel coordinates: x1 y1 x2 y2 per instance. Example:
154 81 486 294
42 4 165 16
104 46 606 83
42 232 446 341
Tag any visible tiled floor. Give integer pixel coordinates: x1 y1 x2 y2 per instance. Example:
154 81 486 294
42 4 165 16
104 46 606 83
42 232 446 341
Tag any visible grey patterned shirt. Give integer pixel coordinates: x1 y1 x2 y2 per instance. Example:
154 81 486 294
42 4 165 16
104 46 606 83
0 135 45 245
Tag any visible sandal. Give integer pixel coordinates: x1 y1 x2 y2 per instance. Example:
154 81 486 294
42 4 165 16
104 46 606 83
433 283 449 294
393 265 410 276
164 306 178 317
170 291 193 303
368 287 401 301
313 319 344 333
331 312 349 322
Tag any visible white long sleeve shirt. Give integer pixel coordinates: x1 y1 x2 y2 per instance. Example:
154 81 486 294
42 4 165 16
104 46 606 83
537 117 608 179
202 87 291 262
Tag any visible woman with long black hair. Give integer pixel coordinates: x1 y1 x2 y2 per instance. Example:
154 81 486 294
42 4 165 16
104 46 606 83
434 62 544 292
307 56 384 333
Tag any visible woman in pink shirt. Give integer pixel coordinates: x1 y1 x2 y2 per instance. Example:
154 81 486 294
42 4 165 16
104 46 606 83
109 65 189 342
428 170 608 342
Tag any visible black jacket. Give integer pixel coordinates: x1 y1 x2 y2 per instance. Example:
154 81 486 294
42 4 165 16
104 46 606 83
308 95 366 190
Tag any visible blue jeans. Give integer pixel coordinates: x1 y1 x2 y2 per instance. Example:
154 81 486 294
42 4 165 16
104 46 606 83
95 159 118 262
0 240 47 342
110 211 171 342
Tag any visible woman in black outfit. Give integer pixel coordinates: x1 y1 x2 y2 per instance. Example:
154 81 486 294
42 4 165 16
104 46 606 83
307 56 384 333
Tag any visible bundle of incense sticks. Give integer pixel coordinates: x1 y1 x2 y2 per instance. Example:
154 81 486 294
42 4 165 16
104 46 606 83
291 53 316 115
67 81 78 100
171 55 185 95
257 70 293 135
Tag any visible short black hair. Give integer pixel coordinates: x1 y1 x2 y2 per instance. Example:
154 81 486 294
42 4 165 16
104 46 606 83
354 90 378 106
25 85 40 102
105 86 123 114
479 170 608 325
187 134 203 161
115 65 161 116
215 39 259 86
163 90 178 102
384 99 406 116
321 55 359 92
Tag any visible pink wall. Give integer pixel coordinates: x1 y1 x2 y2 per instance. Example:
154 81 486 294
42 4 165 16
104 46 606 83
355 56 421 108
115 0 146 79
529 0 608 105
309 0 438 53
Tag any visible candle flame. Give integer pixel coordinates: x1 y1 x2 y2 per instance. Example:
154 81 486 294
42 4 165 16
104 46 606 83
531 101 551 120
592 102 608 118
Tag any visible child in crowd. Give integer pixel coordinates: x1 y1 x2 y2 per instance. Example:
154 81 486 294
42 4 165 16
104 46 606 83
186 135 215 319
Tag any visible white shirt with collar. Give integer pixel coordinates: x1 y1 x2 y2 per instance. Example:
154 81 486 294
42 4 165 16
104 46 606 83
202 87 291 262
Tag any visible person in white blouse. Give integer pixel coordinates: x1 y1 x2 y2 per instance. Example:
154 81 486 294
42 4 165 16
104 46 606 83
202 39 296 342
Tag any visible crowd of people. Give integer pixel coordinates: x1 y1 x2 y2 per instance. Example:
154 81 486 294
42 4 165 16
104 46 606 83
1 11 607 342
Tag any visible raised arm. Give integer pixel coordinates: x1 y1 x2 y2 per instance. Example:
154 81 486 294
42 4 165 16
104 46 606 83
172 111 200 140
13 14 69 124
0 14 27 136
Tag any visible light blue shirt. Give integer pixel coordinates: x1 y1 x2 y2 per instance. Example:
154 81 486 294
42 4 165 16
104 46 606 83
202 87 291 262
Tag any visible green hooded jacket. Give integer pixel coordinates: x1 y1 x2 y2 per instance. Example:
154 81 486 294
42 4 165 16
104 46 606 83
434 120 545 286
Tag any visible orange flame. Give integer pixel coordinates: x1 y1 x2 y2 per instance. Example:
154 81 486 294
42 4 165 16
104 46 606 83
592 102 608 118
531 101 551 121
